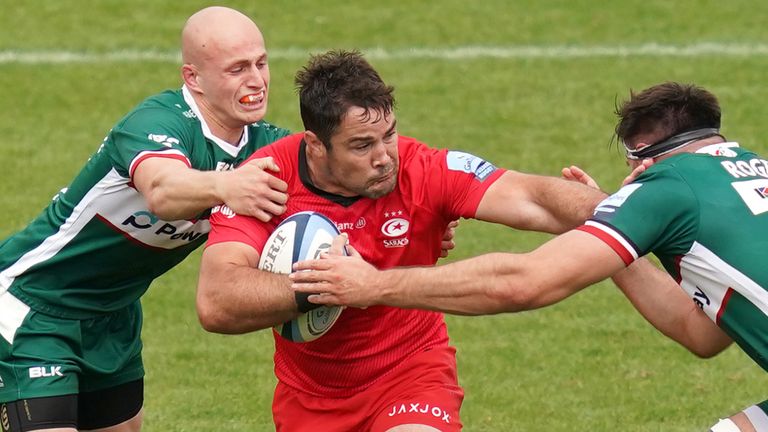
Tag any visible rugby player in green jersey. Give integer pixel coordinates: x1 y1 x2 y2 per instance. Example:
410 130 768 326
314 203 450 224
0 7 290 432
293 82 768 432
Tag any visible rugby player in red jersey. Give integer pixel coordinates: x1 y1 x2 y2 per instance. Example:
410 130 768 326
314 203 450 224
196 50 605 431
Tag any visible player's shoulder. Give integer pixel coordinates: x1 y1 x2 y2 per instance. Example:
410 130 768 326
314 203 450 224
247 119 291 141
115 88 194 130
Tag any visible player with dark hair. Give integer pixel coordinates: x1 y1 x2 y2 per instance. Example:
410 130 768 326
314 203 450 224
0 7 290 432
292 82 768 432
197 49 606 431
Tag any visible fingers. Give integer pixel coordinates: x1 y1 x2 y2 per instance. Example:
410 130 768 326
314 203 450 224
329 233 348 256
249 156 281 173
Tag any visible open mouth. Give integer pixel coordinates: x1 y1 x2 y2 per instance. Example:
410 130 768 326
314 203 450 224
239 91 265 106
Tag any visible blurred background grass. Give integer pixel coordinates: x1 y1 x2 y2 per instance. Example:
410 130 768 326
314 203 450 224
2 1 768 430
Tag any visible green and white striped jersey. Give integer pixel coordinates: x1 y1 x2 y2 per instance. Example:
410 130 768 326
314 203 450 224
582 143 768 370
0 86 289 319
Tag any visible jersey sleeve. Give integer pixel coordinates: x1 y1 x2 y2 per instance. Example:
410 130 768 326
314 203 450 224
404 142 505 219
207 204 275 253
108 106 194 179
577 166 699 265
205 136 297 252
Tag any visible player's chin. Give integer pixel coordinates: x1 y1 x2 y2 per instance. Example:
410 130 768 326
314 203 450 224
364 177 396 199
238 105 267 123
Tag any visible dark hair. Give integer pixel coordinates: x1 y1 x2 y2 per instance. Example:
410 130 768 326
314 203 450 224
615 82 721 149
295 50 395 148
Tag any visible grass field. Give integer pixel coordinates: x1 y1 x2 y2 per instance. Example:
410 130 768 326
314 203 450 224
2 1 768 430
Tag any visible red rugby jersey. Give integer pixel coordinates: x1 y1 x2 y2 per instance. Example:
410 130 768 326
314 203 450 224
207 133 504 397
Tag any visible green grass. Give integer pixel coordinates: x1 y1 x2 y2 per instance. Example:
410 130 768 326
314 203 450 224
2 1 768 430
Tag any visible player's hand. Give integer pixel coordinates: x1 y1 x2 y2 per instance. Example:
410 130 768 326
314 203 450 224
440 220 459 258
623 159 654 186
220 157 288 222
290 234 382 308
561 165 600 190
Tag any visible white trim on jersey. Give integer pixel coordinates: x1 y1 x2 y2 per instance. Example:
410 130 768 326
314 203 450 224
583 220 640 260
182 85 249 157
0 170 128 295
128 148 191 178
681 241 768 321
0 290 30 344
744 405 768 431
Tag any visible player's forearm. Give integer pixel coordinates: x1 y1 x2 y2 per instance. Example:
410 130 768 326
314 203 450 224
532 175 606 233
612 259 732 357
379 252 559 315
144 168 224 220
197 263 299 334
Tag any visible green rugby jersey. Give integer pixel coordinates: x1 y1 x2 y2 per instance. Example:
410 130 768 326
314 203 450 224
580 143 768 370
0 87 289 319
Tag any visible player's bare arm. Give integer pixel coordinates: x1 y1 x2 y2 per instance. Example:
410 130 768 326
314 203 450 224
474 170 606 234
197 241 300 334
292 230 627 314
612 259 733 357
133 156 288 221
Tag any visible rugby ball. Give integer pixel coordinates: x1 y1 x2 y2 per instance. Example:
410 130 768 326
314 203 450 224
258 211 344 343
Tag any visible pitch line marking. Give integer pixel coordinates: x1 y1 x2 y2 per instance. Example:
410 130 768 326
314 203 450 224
2 43 768 64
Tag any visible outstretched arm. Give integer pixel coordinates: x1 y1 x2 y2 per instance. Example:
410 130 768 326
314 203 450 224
133 156 288 221
196 241 300 334
292 230 625 314
474 170 606 234
612 259 732 357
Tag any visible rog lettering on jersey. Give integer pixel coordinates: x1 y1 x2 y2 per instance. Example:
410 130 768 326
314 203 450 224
121 210 205 243
721 158 768 179
260 229 288 272
692 286 711 310
386 402 450 423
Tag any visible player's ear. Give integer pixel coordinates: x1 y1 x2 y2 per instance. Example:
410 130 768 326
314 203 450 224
181 64 202 93
304 131 325 157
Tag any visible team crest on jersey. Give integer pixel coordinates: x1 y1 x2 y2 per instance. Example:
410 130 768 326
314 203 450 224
446 151 496 181
381 211 410 248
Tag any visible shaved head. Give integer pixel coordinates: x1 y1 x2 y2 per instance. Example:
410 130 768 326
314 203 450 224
179 6 271 143
181 6 264 67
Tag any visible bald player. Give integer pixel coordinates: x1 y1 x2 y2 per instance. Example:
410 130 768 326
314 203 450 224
0 7 289 432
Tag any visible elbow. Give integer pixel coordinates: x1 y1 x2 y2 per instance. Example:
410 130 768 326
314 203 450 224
196 297 239 334
686 342 729 359
144 191 178 220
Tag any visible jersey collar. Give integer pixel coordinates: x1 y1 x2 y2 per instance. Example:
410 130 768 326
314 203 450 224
695 142 740 157
181 85 249 157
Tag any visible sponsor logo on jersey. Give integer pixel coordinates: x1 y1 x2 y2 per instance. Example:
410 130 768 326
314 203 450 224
212 205 237 219
335 217 367 232
28 366 64 379
147 133 180 148
215 161 235 171
120 211 206 242
446 151 496 181
721 158 768 179
732 179 768 215
594 183 643 215
386 402 451 424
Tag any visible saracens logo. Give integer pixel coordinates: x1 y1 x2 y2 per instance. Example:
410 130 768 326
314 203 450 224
381 218 409 237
